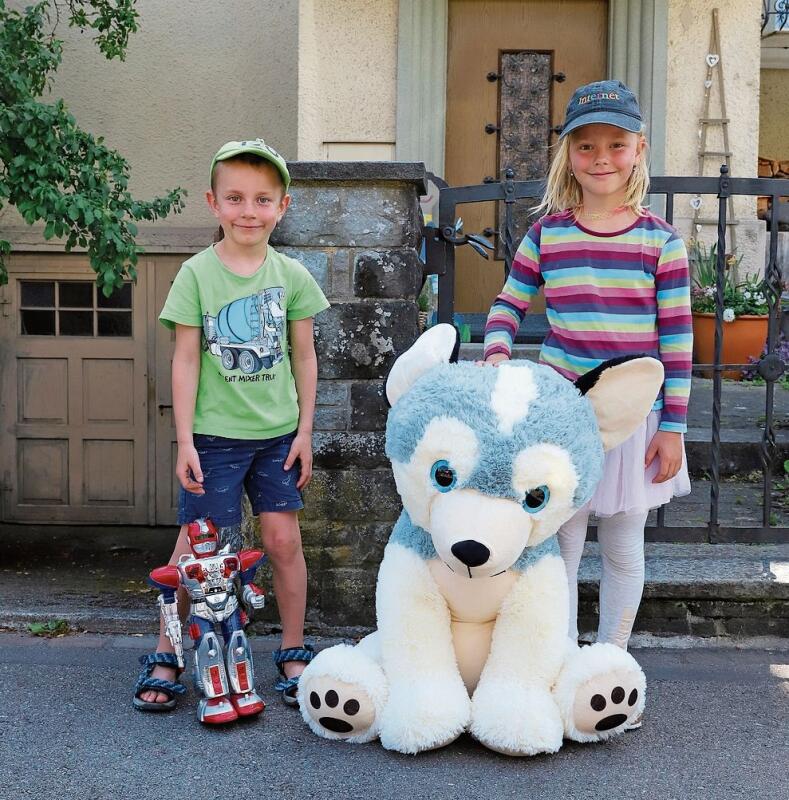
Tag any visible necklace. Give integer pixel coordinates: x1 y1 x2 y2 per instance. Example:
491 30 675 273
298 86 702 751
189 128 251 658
574 205 627 221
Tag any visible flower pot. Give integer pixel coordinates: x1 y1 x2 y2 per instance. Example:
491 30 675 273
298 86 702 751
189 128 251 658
692 312 768 380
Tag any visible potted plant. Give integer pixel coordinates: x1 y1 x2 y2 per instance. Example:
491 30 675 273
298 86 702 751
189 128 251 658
689 241 770 379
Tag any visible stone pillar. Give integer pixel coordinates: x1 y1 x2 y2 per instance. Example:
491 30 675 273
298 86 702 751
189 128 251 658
246 162 426 635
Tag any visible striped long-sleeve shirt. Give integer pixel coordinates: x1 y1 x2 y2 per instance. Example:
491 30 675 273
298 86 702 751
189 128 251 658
484 210 692 432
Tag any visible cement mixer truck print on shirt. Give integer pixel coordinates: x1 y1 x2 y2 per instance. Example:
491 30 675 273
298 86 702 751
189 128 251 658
159 245 329 440
203 288 286 374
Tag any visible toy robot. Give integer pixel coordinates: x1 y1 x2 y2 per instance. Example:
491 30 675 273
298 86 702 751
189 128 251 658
149 518 267 724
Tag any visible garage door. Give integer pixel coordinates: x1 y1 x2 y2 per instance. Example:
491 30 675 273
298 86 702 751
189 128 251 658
0 255 148 523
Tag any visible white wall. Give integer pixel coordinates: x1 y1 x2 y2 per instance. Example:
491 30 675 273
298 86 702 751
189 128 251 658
2 0 300 237
298 0 398 160
665 0 764 272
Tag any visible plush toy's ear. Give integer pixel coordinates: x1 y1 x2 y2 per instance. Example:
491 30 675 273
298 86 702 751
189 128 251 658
385 323 460 406
576 356 664 451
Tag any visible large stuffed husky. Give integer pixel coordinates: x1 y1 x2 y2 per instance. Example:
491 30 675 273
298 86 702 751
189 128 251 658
299 324 663 756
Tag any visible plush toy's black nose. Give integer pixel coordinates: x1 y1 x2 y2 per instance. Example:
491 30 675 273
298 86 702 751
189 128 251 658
451 540 490 567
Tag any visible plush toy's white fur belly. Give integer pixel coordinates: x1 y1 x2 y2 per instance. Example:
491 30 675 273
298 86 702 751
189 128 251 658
428 559 518 691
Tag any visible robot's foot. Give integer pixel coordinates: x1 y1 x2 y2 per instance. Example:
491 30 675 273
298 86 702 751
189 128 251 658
231 691 265 718
298 643 386 744
198 696 239 725
554 642 645 743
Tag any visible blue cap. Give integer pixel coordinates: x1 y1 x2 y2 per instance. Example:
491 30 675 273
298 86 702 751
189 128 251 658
560 80 642 138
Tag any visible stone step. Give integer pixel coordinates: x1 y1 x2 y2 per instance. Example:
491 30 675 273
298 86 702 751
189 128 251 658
646 479 789 533
578 542 789 639
459 342 540 361
0 525 785 639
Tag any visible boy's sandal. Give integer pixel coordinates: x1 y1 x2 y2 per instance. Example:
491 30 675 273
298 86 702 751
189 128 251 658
132 652 187 712
272 645 315 707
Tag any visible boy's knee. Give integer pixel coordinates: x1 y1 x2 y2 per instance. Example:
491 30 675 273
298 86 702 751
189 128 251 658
260 516 301 560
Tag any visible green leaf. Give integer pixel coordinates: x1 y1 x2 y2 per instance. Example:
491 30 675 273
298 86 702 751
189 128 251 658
0 1 183 288
28 619 70 637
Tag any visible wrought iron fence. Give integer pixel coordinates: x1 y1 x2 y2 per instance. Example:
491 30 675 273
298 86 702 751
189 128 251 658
423 167 789 542
762 0 789 35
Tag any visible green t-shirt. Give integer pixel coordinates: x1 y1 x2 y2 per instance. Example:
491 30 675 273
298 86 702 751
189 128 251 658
160 245 330 439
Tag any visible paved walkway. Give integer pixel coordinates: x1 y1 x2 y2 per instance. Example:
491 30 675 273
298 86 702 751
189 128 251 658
1 633 786 800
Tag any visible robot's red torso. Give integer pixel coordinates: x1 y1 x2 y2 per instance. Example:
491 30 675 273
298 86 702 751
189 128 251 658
150 549 263 624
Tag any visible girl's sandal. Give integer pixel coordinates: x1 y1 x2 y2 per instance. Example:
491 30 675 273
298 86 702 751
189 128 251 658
132 652 187 712
272 645 315 707
624 711 643 731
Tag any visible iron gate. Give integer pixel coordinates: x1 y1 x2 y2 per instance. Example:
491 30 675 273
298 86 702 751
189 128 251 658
423 167 789 542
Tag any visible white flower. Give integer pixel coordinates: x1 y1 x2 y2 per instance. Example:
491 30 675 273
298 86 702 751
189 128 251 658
743 291 751 299
705 287 715 297
723 308 735 322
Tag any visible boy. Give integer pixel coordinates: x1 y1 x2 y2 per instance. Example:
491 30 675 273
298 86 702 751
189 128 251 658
133 139 329 710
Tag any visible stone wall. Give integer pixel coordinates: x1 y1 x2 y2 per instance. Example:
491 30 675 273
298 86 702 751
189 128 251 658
244 162 426 635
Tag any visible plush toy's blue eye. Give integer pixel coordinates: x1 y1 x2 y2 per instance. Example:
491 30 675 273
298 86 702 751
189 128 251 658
523 485 550 513
430 460 457 492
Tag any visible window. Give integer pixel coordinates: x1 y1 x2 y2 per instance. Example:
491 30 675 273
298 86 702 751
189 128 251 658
20 281 132 337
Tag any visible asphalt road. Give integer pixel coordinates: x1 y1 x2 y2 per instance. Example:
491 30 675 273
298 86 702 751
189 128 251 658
0 633 787 800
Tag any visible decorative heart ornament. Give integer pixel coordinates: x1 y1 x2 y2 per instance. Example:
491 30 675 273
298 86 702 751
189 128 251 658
690 196 703 210
706 54 719 67
695 224 702 233
704 79 712 89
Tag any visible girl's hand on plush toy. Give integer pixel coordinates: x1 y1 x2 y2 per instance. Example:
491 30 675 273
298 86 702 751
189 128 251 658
645 430 683 483
476 353 510 367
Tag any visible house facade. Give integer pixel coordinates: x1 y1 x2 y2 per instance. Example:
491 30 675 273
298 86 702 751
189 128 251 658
0 0 780 527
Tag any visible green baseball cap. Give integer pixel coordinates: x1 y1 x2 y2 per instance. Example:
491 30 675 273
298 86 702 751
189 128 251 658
209 138 291 190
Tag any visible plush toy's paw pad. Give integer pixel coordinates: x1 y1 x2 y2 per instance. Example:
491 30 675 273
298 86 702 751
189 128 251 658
302 676 377 739
574 679 640 734
554 643 646 743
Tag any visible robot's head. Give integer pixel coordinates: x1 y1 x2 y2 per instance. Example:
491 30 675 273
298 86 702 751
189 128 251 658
187 518 219 557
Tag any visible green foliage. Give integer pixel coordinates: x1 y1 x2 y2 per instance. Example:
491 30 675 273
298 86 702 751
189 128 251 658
689 240 769 318
28 618 71 637
0 1 185 294
417 280 430 312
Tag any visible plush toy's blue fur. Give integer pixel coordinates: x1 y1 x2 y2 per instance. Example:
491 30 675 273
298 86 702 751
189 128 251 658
385 361 604 571
390 510 560 570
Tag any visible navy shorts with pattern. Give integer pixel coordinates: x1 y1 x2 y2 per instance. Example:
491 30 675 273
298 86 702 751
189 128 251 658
177 432 303 527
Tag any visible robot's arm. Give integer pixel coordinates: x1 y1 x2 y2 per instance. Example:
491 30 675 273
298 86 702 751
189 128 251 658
242 583 265 611
238 550 266 612
149 566 184 669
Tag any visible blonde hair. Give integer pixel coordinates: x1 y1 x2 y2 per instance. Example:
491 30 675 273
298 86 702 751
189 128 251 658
534 128 650 217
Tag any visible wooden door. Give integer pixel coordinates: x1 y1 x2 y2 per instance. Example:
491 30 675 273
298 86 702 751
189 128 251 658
0 255 148 523
446 0 608 312
150 257 183 526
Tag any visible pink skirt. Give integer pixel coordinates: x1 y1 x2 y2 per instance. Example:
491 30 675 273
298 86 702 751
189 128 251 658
583 410 691 518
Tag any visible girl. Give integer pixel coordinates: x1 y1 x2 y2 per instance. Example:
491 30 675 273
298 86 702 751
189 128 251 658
483 80 692 653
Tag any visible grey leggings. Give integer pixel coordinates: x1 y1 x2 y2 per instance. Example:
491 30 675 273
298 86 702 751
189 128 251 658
557 508 649 650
